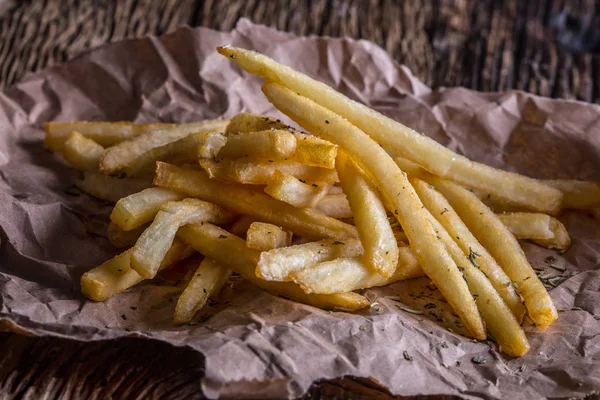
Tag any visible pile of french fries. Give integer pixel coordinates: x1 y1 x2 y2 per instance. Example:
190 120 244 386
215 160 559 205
44 46 600 357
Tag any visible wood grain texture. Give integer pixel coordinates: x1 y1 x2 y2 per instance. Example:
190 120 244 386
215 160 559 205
0 1 599 399
0 0 599 101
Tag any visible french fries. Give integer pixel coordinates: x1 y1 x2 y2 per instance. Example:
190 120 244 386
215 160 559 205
225 113 339 168
100 120 228 175
75 171 152 203
154 163 357 240
45 121 176 152
123 131 227 177
256 238 363 281
425 211 530 356
262 82 485 339
130 198 236 279
411 178 526 320
264 171 329 208
336 151 398 278
198 158 338 185
52 47 573 357
81 239 194 301
218 46 563 214
397 159 557 328
246 222 292 251
291 247 423 294
177 222 369 311
63 132 104 171
219 129 296 160
111 187 186 230
173 258 231 325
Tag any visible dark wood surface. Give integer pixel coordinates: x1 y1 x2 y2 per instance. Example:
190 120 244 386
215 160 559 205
0 1 599 399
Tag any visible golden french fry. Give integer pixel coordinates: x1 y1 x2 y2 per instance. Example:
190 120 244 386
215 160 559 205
291 246 423 294
219 129 296 160
262 82 485 339
544 179 600 209
218 46 562 214
256 238 363 281
63 132 104 171
154 163 357 240
177 223 369 311
225 113 288 134
264 170 330 208
45 121 176 152
309 193 353 218
198 158 338 185
75 171 152 203
411 178 526 320
122 131 227 177
246 222 292 251
111 187 186 230
100 120 228 174
397 159 557 329
107 222 147 248
425 211 530 356
336 151 398 278
497 212 554 240
81 239 194 301
532 217 571 251
131 198 236 279
173 258 231 325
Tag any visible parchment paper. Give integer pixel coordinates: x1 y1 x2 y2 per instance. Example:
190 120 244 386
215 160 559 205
0 19 599 399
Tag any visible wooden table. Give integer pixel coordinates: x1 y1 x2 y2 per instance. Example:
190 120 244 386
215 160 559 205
0 1 598 399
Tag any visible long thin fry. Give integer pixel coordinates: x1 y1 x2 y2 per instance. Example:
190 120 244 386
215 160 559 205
100 120 228 174
111 187 186 230
63 132 104 171
45 121 176 152
396 158 557 328
177 223 369 311
80 239 194 301
336 151 398 278
218 46 562 214
173 258 231 325
411 178 526 320
262 82 485 339
154 163 357 240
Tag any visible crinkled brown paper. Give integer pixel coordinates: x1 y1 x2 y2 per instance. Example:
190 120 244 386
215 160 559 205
0 19 599 399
